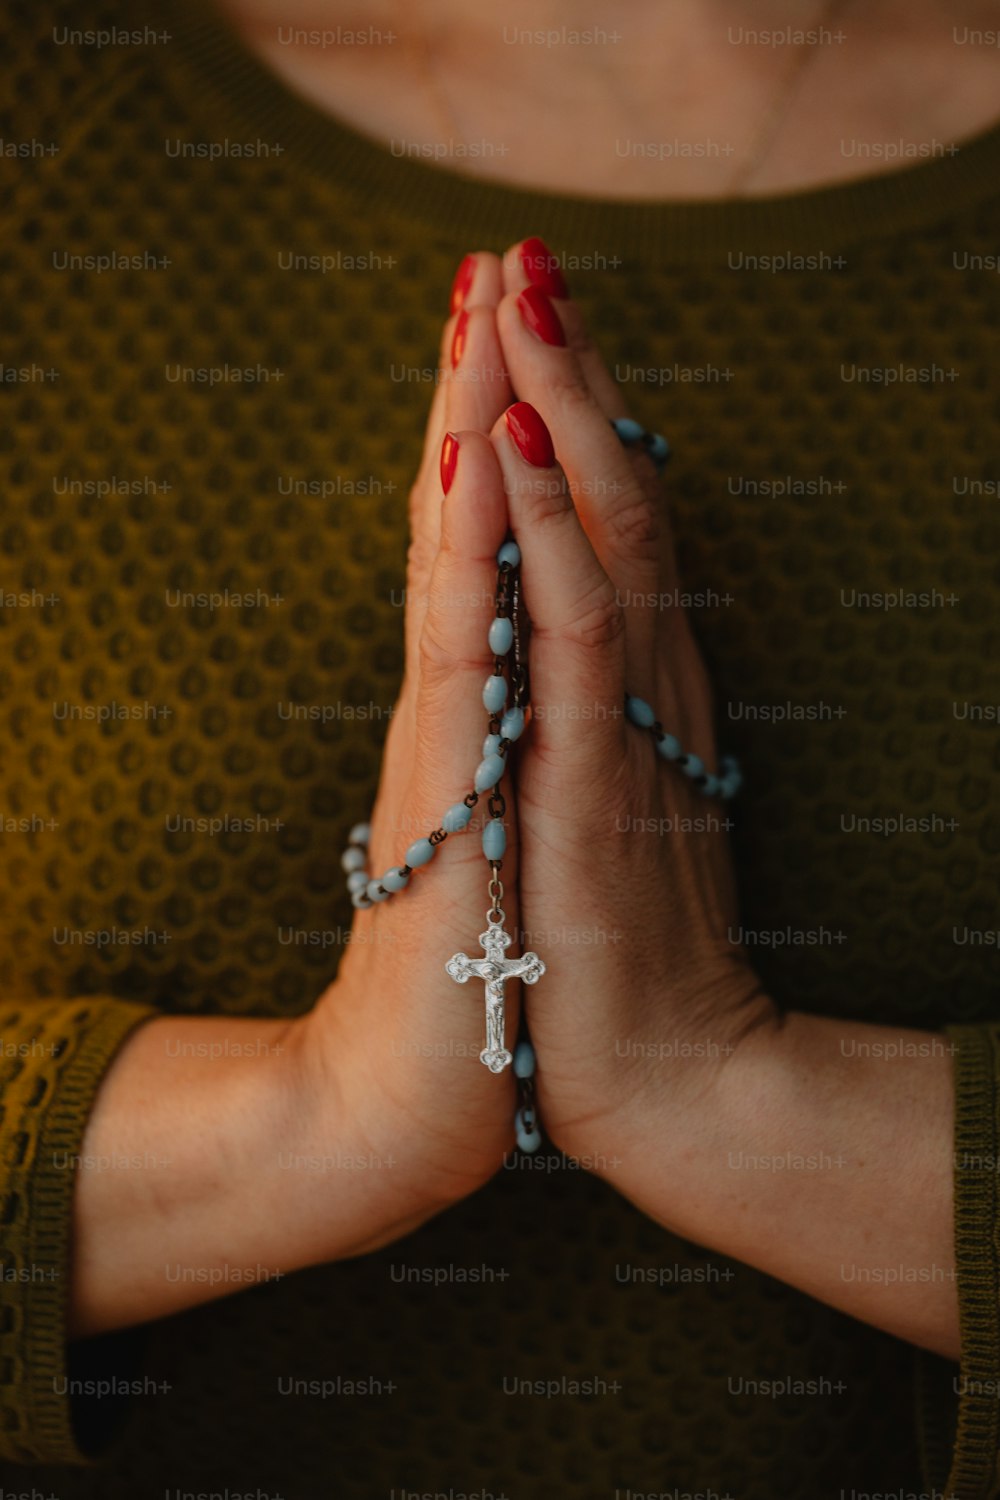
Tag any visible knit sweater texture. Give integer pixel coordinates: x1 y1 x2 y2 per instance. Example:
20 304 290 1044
2 1 1000 1495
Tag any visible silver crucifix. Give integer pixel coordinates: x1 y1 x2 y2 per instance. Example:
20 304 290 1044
446 910 545 1072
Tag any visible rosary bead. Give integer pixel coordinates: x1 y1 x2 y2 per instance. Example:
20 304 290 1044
482 820 507 860
647 431 671 466
720 759 743 799
625 695 655 728
701 774 721 797
612 417 645 443
381 867 410 892
442 801 473 833
404 837 436 868
483 732 501 758
515 1105 542 1153
474 753 505 793
347 822 371 847
682 753 705 779
351 891 373 909
482 674 507 713
366 880 391 903
341 846 367 873
500 706 525 741
497 539 521 568
513 1039 536 1079
488 616 514 655
656 732 683 761
346 870 369 894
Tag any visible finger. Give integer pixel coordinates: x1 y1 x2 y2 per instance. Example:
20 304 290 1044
490 401 628 784
406 265 511 681
497 283 668 594
496 287 662 698
500 236 630 421
414 252 505 491
410 430 513 866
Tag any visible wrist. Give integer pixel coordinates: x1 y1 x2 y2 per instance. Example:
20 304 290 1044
278 1004 444 1265
582 986 785 1238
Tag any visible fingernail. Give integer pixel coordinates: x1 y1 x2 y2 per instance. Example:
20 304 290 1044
450 253 476 314
440 432 460 494
516 285 566 348
520 237 569 298
505 402 555 468
451 307 470 369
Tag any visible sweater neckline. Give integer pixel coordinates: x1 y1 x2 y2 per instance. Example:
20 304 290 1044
161 0 1000 261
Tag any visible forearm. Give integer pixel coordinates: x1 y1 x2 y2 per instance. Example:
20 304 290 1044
615 1012 959 1358
69 1008 427 1337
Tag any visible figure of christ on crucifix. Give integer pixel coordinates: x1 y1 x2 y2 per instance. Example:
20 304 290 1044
446 916 545 1072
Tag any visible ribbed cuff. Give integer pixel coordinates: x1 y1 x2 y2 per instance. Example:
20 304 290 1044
14 998 158 1465
919 1025 1000 1500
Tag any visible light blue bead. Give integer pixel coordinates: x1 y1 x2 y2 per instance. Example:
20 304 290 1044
625 695 656 729
613 417 645 443
648 431 671 466
500 706 525 742
482 820 507 860
515 1106 542 1153
482 674 507 713
682 754 705 779
351 891 372 909
381 867 410 892
488 616 514 655
347 822 371 847
701 774 721 797
366 880 390 902
497 540 521 568
483 732 501 758
341 846 366 873
513 1040 536 1079
720 761 743 799
405 837 436 868
656 733 682 761
474 753 505 793
442 802 473 833
346 870 368 894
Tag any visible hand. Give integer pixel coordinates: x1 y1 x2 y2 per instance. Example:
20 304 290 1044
288 254 522 1252
480 250 957 1365
488 241 776 1173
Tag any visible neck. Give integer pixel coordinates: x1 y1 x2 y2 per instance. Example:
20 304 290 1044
214 0 1000 199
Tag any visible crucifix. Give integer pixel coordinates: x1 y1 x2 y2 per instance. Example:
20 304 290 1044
446 911 545 1072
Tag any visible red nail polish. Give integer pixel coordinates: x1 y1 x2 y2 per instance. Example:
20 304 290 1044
516 285 566 348
520 236 569 299
505 402 555 468
451 307 469 369
440 432 460 494
450 254 476 314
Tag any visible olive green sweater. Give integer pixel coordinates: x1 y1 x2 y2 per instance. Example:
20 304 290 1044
2 1 1000 1495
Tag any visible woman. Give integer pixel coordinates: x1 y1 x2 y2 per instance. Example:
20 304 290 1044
1 0 998 1494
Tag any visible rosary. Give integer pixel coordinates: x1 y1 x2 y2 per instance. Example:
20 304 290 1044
341 421 742 1150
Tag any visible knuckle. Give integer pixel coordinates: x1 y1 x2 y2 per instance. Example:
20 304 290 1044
561 578 626 652
559 303 597 360
416 607 483 685
546 358 599 421
605 488 661 561
405 531 437 588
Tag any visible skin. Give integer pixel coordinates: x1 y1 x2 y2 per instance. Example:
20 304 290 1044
217 0 1000 198
68 0 990 1357
73 248 958 1358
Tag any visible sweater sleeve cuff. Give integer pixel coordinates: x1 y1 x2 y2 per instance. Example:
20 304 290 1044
918 1024 1000 1500
6 997 158 1465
